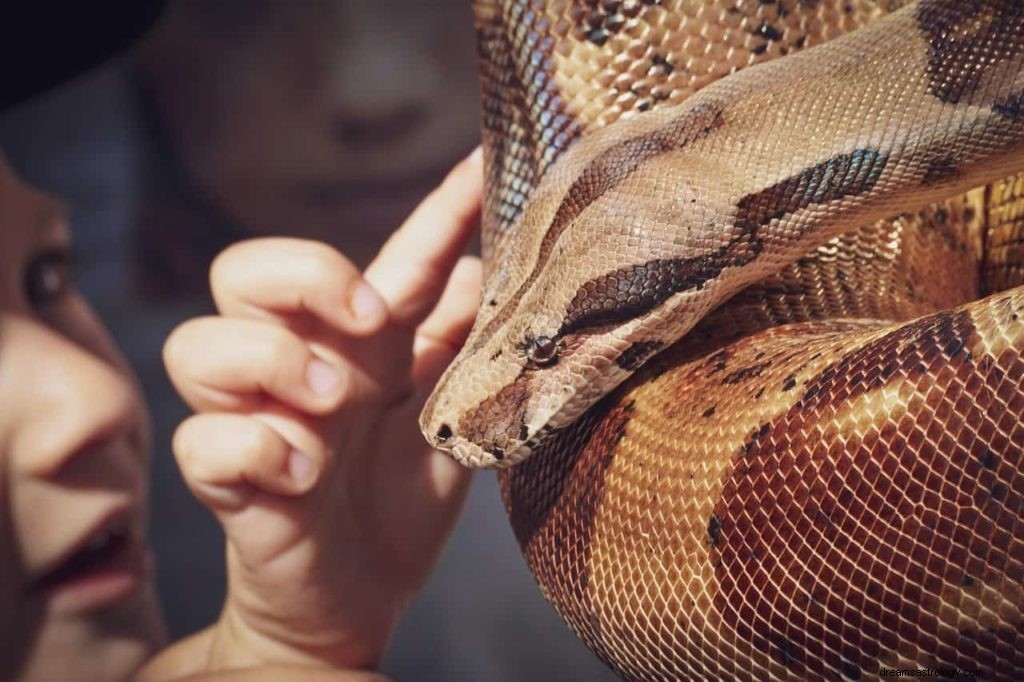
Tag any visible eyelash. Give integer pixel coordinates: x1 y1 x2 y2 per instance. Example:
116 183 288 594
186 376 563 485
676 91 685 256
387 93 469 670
24 248 75 309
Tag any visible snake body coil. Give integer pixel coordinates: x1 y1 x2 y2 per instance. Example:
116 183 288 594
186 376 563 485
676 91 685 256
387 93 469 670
421 1 1024 679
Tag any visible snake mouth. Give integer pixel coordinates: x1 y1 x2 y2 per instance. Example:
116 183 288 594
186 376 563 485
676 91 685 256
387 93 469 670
422 316 662 470
450 438 528 469
427 419 529 469
424 365 566 470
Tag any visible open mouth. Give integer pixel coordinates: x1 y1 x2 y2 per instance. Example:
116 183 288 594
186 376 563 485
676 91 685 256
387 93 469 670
28 513 149 613
32 518 133 591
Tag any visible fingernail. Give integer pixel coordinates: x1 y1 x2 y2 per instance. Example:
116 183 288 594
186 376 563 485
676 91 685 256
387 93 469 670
306 357 341 395
288 449 318 489
349 280 385 321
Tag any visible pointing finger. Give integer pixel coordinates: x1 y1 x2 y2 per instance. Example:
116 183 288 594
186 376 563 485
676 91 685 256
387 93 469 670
363 147 482 330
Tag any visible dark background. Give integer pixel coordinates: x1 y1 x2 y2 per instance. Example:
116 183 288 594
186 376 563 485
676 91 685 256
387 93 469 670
0 1 616 680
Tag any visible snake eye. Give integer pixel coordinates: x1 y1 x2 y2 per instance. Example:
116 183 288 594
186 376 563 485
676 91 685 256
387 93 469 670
526 336 558 366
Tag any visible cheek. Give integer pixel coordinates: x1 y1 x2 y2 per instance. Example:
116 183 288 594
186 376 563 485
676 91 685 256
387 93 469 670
0 466 30 632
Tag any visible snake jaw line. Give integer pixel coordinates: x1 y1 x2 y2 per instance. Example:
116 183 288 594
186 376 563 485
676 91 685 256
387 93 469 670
448 440 530 470
423 316 656 470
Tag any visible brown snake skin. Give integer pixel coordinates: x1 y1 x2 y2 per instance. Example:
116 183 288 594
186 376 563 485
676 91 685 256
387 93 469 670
421 1 1024 679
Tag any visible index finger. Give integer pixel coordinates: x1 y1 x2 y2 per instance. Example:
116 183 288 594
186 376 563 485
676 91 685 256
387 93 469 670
363 146 482 330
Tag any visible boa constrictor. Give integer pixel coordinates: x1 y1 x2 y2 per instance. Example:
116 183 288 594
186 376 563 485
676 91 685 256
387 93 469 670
421 1 1024 679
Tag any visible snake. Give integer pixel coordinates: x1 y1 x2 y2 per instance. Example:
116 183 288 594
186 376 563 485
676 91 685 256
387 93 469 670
419 0 1024 679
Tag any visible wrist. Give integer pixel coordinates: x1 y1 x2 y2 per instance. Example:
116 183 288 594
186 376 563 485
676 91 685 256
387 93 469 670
136 627 217 681
206 597 398 672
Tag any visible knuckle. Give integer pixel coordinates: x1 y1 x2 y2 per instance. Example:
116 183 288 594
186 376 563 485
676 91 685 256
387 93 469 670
237 421 280 470
162 330 182 369
162 318 214 377
162 322 195 371
209 240 252 287
259 331 326 404
260 327 303 375
211 238 292 295
295 242 355 288
172 420 203 472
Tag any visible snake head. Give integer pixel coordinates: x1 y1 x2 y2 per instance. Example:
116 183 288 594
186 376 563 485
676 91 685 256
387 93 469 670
419 292 673 469
421 302 662 468
418 226 739 468
420 102 739 468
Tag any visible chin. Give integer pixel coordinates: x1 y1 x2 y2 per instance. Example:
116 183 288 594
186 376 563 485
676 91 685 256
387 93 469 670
12 578 165 682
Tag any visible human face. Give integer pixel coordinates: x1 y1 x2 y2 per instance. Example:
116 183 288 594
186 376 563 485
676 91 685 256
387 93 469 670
0 154 164 680
138 0 480 263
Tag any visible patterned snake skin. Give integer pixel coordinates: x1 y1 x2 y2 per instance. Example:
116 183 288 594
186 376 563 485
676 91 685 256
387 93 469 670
421 1 1024 679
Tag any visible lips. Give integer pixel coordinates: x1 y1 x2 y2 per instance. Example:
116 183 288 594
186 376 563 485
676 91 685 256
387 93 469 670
28 507 150 613
31 516 130 589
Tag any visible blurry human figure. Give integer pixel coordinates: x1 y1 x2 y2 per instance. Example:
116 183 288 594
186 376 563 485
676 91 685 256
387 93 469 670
134 0 480 295
0 152 165 680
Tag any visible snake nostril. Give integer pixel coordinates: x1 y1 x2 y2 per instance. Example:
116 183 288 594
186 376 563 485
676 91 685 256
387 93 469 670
436 424 453 442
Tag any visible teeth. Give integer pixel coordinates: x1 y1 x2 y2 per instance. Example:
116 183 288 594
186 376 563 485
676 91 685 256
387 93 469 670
108 518 129 537
85 518 128 553
86 531 112 553
30 515 135 588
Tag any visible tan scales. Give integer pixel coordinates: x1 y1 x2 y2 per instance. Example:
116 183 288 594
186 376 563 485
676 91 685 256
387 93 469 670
422 1 1024 679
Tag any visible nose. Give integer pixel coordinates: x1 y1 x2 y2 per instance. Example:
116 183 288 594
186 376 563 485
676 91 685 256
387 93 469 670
2 315 142 479
328 7 438 150
333 103 427 150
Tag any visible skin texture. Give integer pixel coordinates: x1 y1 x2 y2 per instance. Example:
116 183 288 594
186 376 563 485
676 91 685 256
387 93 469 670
420 0 1024 679
0 153 165 680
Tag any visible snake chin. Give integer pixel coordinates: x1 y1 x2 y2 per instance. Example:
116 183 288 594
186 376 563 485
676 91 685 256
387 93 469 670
446 439 531 470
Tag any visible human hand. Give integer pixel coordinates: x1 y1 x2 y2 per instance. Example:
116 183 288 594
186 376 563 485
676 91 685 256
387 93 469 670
160 149 483 672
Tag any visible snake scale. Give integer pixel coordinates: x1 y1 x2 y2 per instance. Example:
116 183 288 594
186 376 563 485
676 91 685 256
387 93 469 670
420 1 1024 679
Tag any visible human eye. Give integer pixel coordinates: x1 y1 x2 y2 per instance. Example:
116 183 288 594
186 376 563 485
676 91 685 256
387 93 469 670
23 247 75 310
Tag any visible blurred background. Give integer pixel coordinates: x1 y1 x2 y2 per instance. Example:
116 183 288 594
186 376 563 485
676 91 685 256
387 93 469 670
0 1 615 679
